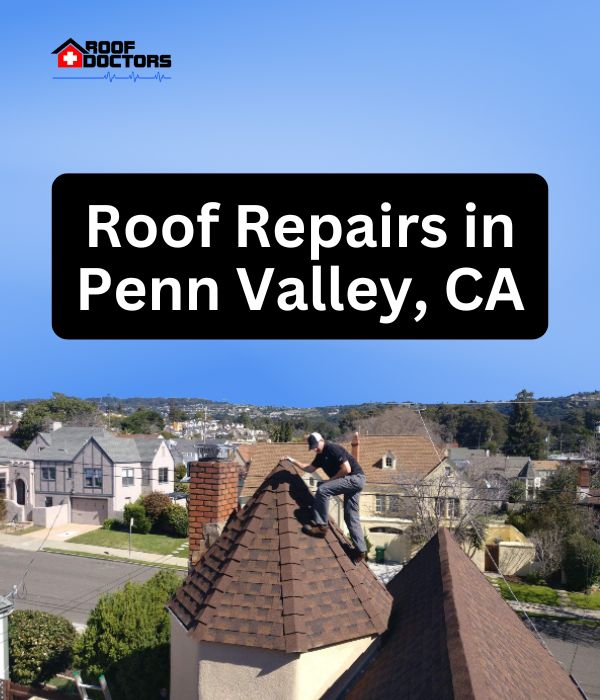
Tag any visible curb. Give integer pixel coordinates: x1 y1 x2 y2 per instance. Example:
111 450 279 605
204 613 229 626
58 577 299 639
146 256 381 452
42 547 187 571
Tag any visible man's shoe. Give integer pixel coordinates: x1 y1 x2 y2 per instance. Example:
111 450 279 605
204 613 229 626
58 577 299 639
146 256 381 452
302 523 327 538
350 548 368 563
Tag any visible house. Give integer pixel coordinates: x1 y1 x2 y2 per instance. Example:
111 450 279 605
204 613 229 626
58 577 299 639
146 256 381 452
168 458 581 700
24 426 174 524
236 434 450 562
51 38 88 69
166 438 202 469
0 438 33 521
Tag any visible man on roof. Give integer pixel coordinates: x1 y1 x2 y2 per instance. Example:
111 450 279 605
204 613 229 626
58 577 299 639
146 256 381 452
287 432 367 562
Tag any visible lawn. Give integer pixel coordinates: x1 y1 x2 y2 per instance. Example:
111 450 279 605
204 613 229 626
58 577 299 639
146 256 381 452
67 528 187 555
2 525 44 536
567 591 600 610
494 579 561 606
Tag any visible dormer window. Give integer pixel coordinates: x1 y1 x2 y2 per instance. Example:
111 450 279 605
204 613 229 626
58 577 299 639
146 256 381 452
383 452 396 469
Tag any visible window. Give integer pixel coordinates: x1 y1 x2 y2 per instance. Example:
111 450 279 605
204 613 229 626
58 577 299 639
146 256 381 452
45 496 53 507
383 452 396 469
142 467 150 486
447 498 460 519
0 474 6 496
66 467 73 480
41 466 56 481
375 495 400 513
84 468 102 489
388 495 400 513
158 468 169 484
435 497 460 519
122 468 134 487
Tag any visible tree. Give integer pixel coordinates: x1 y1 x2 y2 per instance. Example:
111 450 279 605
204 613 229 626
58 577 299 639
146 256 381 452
0 495 5 522
123 502 151 534
120 408 165 434
142 492 172 527
504 390 545 458
563 534 600 591
168 403 187 423
529 527 564 582
269 421 293 442
9 610 76 686
74 571 180 700
159 504 188 537
406 466 502 549
507 479 526 503
12 393 101 448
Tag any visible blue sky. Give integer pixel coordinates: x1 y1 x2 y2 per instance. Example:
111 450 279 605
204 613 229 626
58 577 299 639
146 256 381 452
1 2 598 406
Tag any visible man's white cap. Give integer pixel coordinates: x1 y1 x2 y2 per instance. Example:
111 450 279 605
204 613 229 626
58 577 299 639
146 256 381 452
307 432 324 450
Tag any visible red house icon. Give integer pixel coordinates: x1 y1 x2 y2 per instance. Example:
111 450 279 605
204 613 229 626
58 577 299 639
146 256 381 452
51 38 88 69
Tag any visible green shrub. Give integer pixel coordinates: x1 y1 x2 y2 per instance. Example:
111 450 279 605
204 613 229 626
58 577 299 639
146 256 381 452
563 534 600 591
142 492 172 526
159 503 188 537
9 610 76 686
102 518 121 531
73 570 181 700
174 463 187 481
0 496 6 522
123 502 151 534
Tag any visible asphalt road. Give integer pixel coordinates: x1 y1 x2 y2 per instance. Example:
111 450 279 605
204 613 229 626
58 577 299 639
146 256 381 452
0 547 183 626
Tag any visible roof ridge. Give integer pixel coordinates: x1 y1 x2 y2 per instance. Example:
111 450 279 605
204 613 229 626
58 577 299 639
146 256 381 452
437 529 479 700
170 462 392 653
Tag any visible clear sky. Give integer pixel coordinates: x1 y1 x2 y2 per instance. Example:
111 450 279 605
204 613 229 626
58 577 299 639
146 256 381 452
2 2 598 407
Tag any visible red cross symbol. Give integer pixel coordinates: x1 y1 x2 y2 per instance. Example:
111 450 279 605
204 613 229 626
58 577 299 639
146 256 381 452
57 45 82 68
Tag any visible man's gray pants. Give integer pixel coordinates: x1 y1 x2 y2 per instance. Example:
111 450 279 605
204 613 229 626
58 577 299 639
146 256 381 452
313 473 367 552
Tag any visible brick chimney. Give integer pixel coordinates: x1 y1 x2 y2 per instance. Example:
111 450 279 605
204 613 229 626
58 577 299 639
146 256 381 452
188 460 238 567
577 465 590 501
351 431 360 462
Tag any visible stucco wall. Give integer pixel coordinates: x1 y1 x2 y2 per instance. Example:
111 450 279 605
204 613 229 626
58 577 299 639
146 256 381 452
151 442 175 494
296 635 375 699
498 541 535 575
170 614 375 700
32 502 70 527
111 462 143 516
361 516 412 562
170 617 201 700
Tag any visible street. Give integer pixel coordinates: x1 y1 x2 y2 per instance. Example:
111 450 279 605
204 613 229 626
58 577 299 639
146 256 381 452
0 546 183 626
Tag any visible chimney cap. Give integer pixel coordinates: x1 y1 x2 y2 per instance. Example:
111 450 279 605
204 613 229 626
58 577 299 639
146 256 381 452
194 442 235 461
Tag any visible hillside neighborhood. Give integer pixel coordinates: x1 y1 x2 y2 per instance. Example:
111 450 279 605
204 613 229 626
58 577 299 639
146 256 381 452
1 392 600 699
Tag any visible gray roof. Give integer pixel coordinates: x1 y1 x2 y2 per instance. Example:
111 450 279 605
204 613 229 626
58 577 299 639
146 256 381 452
27 427 143 464
26 426 109 460
518 461 536 479
94 436 140 463
451 454 530 481
167 439 200 465
447 447 489 460
132 437 164 462
0 438 27 460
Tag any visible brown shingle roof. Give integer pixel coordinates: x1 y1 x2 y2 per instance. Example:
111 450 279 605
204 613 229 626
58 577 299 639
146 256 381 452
346 528 581 700
169 461 392 653
239 436 441 497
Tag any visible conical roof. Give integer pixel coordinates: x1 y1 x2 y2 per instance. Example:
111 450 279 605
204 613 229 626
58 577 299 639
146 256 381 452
169 461 392 653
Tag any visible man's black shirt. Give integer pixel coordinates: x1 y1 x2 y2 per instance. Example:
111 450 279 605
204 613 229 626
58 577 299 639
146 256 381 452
312 442 365 479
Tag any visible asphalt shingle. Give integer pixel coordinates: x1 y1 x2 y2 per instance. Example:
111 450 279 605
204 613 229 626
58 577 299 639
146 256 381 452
169 461 393 652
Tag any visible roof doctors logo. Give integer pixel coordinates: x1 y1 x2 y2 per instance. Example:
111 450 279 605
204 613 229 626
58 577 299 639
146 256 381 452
51 38 172 83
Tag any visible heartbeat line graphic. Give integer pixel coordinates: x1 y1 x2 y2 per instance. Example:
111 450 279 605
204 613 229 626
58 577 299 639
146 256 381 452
53 71 171 83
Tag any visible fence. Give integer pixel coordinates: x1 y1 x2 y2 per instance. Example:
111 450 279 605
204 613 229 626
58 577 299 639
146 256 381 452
0 679 72 700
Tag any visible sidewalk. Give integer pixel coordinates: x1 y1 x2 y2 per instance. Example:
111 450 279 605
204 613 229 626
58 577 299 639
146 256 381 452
0 526 188 568
506 598 600 621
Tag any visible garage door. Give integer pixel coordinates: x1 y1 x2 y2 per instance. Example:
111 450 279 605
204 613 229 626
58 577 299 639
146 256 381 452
71 497 108 525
